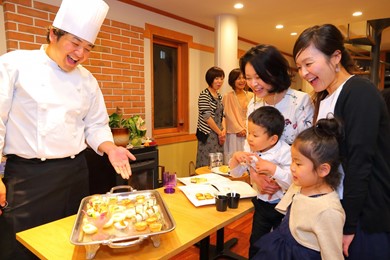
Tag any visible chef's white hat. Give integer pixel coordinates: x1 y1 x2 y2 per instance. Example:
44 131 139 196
53 0 109 44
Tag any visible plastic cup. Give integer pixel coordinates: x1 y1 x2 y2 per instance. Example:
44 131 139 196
227 192 240 208
215 195 228 212
163 172 176 194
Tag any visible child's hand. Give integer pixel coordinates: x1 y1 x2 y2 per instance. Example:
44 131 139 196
229 152 253 168
254 157 277 176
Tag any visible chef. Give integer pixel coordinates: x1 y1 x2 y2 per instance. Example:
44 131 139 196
0 0 136 258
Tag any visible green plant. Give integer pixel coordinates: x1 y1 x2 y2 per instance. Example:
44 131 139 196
109 112 125 128
109 111 147 146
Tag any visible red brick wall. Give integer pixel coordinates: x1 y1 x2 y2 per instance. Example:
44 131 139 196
2 0 145 118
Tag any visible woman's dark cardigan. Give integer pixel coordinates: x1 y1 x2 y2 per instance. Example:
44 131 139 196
334 76 390 234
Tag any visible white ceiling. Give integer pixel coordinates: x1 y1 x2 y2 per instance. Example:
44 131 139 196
130 0 390 55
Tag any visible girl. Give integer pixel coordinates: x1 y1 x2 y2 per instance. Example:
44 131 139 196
254 118 345 260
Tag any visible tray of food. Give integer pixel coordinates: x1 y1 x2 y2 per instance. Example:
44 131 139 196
70 186 176 259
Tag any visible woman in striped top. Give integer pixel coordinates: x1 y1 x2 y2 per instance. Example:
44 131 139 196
196 66 226 168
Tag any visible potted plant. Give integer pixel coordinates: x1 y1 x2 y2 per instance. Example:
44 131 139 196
109 108 147 147
109 109 129 147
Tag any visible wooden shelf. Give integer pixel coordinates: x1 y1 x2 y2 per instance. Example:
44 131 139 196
354 71 370 75
351 55 371 61
346 35 375 46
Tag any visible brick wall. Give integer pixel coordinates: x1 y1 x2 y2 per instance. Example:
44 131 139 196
2 0 145 118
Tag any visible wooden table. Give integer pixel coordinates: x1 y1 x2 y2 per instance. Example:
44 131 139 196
16 187 254 259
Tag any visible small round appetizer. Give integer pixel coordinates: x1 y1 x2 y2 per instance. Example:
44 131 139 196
134 221 147 231
149 223 163 232
82 223 98 234
146 216 157 225
111 212 126 222
136 195 145 204
219 165 230 173
204 193 214 200
109 205 126 213
196 193 205 200
114 220 129 230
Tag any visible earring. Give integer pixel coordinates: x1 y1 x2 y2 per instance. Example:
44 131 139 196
335 64 340 73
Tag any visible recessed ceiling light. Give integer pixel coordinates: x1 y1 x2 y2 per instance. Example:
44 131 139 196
234 3 244 9
276 24 284 29
290 32 297 36
353 11 362 17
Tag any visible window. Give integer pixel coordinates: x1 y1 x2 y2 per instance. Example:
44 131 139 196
151 35 190 143
153 40 178 129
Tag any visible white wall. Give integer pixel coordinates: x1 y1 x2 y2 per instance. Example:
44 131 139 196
9 0 306 134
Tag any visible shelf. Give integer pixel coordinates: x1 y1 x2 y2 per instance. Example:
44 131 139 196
354 71 370 75
346 36 375 46
351 55 371 61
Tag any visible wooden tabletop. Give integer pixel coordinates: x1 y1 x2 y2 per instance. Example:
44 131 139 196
16 187 254 260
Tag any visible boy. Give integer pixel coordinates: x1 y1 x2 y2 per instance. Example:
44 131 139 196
229 106 292 258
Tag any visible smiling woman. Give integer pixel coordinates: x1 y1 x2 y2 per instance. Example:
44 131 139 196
195 66 226 168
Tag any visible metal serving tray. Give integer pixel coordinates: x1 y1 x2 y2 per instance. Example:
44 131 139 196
70 186 176 259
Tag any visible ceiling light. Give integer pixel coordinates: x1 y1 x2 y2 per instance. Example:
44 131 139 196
353 11 362 17
275 24 284 29
234 3 244 9
290 32 297 36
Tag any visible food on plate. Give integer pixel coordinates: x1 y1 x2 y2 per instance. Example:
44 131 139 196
134 221 147 231
112 212 126 222
109 205 126 213
204 193 214 199
149 222 163 232
136 195 145 203
195 192 214 200
190 177 207 184
124 207 136 218
195 193 205 200
114 220 129 230
82 223 98 234
103 218 114 228
80 193 165 238
146 216 157 225
219 165 230 173
132 213 143 223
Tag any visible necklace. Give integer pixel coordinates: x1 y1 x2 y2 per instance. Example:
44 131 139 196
262 93 277 107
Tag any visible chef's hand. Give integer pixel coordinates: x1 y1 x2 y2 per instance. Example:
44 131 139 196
0 179 6 216
107 146 136 179
99 141 136 179
343 234 355 257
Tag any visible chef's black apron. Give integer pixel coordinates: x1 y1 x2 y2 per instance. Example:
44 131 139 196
0 151 89 259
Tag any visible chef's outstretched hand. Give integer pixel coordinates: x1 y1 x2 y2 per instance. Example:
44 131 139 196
107 145 136 179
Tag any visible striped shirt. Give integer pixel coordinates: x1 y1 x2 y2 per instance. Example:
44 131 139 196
197 88 223 135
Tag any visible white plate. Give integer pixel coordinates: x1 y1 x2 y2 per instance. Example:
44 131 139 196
178 181 257 207
178 185 218 207
211 166 230 176
177 173 228 186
